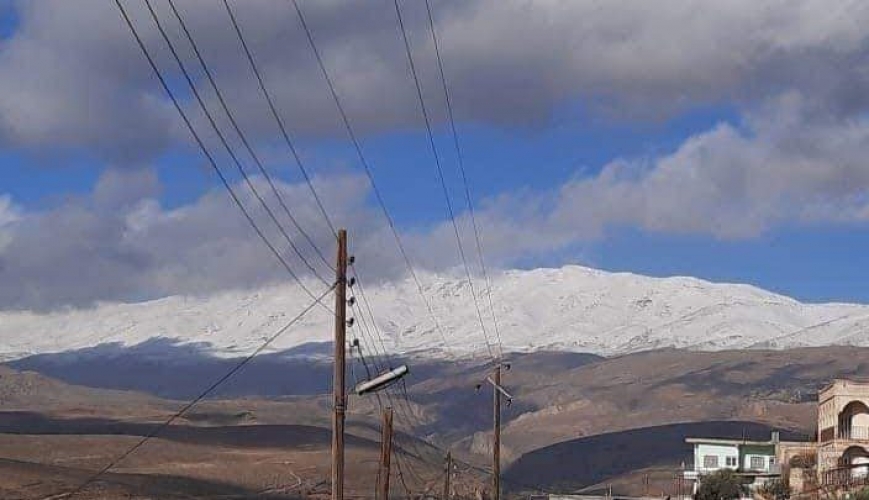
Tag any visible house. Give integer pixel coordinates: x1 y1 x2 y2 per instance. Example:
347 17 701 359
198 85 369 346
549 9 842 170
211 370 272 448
683 379 869 496
683 431 806 496
818 379 869 487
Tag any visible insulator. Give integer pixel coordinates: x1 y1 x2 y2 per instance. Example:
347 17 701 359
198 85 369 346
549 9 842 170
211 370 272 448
346 317 355 327
504 363 512 371
348 277 356 287
351 338 360 348
348 255 356 265
347 296 356 306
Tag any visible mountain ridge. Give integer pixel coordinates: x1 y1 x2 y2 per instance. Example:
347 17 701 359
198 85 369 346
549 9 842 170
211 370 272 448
2 264 868 361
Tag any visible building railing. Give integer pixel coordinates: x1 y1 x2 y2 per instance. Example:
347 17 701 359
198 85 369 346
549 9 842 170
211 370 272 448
822 466 869 488
839 426 869 441
683 464 781 476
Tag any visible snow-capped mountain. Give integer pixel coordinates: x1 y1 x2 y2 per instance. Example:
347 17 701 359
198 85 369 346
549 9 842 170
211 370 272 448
2 265 868 362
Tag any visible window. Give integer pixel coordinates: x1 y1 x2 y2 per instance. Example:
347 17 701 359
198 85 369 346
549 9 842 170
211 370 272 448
750 456 765 470
703 455 719 469
726 456 738 467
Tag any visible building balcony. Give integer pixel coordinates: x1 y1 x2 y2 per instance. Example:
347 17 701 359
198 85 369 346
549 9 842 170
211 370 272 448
839 426 869 441
738 464 781 476
820 426 869 443
683 464 780 478
822 467 869 488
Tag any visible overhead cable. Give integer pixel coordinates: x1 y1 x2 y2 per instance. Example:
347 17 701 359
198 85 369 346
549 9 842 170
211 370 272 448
143 0 331 289
53 280 334 498
392 0 496 361
423 0 504 358
167 0 335 276
290 0 457 353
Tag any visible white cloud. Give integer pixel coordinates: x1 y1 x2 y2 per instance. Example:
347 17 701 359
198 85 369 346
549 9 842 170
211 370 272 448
3 1 869 158
0 195 20 252
448 92 869 251
3 93 869 311
3 2 869 309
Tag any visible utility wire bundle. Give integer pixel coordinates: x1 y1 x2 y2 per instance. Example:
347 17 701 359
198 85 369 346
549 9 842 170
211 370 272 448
48 1 511 497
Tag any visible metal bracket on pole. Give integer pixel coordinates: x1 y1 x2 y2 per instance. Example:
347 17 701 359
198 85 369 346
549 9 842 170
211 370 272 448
475 369 514 407
482 376 514 404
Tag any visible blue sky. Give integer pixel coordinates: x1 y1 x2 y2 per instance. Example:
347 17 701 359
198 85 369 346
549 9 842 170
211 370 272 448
3 100 864 303
2 1 869 309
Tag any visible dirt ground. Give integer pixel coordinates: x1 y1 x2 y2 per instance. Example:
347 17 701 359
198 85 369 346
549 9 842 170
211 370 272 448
0 422 467 499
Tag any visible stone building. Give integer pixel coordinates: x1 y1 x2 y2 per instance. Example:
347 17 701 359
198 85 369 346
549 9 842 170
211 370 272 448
818 379 869 486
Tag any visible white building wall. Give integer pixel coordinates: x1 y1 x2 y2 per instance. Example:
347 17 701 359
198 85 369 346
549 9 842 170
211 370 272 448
695 443 740 473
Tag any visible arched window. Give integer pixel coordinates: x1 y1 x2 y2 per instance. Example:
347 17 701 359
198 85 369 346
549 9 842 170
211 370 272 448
839 401 869 440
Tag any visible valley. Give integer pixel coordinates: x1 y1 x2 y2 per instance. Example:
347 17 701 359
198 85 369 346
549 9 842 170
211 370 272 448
4 345 869 497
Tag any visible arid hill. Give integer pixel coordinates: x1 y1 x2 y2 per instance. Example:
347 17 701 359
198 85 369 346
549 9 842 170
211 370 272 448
4 346 869 497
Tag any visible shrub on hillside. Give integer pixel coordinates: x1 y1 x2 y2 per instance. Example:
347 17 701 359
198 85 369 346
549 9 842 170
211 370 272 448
695 470 745 500
757 478 790 500
854 486 869 500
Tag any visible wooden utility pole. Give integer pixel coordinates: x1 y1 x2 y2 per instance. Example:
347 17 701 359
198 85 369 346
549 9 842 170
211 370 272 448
332 229 348 500
378 407 394 500
443 451 452 500
493 364 501 500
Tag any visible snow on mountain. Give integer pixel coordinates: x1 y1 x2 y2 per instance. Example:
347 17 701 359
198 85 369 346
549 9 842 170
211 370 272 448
1 265 867 362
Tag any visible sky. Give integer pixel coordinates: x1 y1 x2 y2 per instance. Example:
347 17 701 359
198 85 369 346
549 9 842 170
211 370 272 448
2 0 869 310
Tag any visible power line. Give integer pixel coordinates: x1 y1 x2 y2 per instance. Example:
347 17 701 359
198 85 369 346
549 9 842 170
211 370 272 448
167 0 335 276
190 43 410 496
208 1 438 464
179 0 444 488
344 275 449 485
349 297 433 464
348 268 439 461
289 0 458 356
116 1 481 496
115 0 328 309
391 0 496 362
348 268 465 482
53 282 335 499
143 0 332 288
423 0 504 359
222 0 338 240
214 1 444 442
349 324 546 495
349 266 394 365
347 271 436 440
347 332 429 495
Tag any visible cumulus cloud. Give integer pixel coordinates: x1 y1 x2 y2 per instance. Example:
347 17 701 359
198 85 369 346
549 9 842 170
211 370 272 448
0 196 20 252
0 168 394 310
446 92 869 253
3 1 869 159
3 1 869 309
6 91 869 312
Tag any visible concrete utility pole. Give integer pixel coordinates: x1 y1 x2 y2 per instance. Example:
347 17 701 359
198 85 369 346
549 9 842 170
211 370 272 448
493 364 501 500
443 451 452 500
332 229 348 500
378 407 394 500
